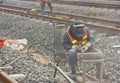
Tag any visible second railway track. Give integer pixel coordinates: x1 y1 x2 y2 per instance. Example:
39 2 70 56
0 4 120 36
23 0 120 10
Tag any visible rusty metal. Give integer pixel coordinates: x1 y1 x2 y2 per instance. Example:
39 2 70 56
0 70 18 83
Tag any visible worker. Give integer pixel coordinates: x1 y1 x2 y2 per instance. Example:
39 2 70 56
62 22 104 80
40 0 54 16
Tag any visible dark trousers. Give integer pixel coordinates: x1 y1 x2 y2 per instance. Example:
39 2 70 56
41 2 54 16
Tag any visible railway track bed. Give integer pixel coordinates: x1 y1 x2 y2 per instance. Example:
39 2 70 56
0 4 120 36
2 0 119 83
0 11 120 83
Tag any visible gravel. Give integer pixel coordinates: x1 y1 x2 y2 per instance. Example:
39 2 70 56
0 13 66 83
2 0 120 21
0 0 120 83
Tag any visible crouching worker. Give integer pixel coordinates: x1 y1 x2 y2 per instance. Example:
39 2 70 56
62 22 103 80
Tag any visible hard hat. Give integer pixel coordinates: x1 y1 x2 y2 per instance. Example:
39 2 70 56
69 22 85 40
72 22 85 28
30 9 37 13
70 22 85 32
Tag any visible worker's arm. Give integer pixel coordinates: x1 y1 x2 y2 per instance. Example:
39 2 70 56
62 33 73 51
82 28 94 52
86 28 94 47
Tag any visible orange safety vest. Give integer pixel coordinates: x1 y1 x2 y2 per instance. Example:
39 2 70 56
66 28 88 45
41 0 49 2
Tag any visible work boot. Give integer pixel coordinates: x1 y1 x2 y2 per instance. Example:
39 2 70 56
71 74 77 80
67 73 83 83
67 73 77 80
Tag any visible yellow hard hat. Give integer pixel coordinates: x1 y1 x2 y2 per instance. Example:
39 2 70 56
30 9 37 13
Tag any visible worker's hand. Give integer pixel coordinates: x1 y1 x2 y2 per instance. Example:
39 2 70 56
85 42 92 47
82 45 88 52
82 42 91 52
72 45 81 51
72 45 77 49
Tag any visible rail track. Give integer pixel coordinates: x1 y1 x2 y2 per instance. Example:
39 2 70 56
1 4 120 28
23 0 120 10
0 5 120 36
0 4 116 83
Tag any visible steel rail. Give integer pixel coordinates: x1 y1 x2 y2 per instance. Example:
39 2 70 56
52 1 120 10
52 12 120 28
0 4 119 28
0 4 30 12
23 0 120 10
0 5 120 36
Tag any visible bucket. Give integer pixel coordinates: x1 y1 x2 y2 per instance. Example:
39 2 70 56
0 38 5 48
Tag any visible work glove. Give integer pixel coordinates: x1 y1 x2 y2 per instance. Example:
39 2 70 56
72 45 82 51
82 42 91 52
82 45 88 52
